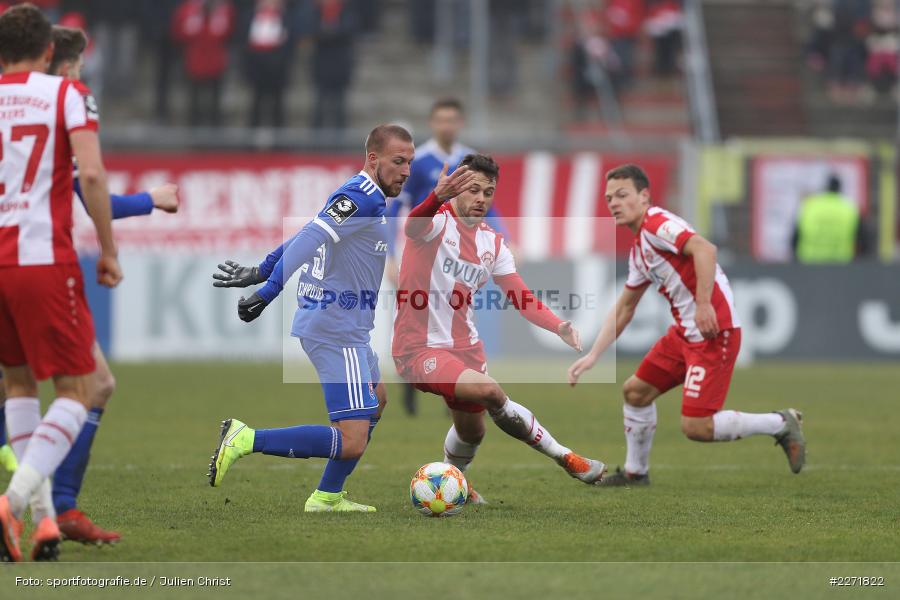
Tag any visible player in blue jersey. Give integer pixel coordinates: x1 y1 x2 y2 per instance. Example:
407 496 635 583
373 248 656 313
385 97 509 416
208 124 478 512
0 25 179 544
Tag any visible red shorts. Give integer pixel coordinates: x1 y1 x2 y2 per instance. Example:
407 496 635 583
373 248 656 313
635 326 741 418
0 264 96 380
393 345 488 413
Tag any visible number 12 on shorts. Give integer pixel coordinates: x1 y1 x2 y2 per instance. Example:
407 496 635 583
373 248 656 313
684 365 706 398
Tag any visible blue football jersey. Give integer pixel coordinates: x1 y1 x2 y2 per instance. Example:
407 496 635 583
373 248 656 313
291 171 389 346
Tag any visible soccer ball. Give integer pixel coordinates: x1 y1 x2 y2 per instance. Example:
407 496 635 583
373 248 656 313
409 462 468 517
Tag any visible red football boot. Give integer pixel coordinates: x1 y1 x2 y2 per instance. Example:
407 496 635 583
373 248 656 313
57 509 121 545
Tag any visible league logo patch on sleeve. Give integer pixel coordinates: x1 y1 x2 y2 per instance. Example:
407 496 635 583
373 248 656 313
83 94 99 120
657 220 685 245
324 195 359 225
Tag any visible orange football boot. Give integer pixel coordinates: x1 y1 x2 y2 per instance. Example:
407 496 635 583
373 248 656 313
0 495 24 562
31 516 61 561
561 452 607 484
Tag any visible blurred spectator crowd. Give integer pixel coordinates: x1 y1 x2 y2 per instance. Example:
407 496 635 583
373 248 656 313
805 0 899 104
562 0 685 120
0 0 688 131
0 0 382 130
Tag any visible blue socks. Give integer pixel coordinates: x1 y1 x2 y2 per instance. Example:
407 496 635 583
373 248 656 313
52 407 103 514
252 425 342 459
249 417 379 492
317 417 379 493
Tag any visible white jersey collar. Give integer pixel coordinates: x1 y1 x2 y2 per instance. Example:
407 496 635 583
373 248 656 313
358 170 385 198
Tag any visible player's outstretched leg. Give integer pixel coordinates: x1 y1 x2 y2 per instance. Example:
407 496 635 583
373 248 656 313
209 418 371 497
455 370 606 484
710 408 805 473
679 408 806 475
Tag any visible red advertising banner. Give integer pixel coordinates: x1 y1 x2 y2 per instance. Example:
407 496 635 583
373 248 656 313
74 152 675 258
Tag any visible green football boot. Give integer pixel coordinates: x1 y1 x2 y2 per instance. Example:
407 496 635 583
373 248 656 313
774 409 805 474
304 490 376 513
208 419 254 487
0 444 17 473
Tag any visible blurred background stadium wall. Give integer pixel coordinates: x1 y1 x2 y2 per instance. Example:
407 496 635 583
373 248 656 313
13 0 892 365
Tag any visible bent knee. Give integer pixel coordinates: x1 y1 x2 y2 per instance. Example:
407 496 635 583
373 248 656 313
623 377 655 407
680 419 713 442
94 374 116 405
476 383 506 409
340 437 367 460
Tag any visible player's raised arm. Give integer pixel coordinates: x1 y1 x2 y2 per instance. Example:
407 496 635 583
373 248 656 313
682 234 720 339
404 164 476 238
567 284 649 386
74 177 180 220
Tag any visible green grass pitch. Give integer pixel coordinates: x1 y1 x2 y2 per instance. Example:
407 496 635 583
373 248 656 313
3 361 898 598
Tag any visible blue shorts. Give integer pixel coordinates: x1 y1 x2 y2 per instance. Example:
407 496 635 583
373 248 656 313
300 338 380 421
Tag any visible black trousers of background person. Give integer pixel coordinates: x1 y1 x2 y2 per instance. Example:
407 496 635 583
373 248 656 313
312 86 348 131
188 78 224 127
250 83 287 128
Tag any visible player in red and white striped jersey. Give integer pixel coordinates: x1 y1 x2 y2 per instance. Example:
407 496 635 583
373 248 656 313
0 4 121 562
393 154 607 493
569 164 805 486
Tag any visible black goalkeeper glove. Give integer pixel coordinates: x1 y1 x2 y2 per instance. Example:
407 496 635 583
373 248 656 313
238 292 269 323
213 260 266 288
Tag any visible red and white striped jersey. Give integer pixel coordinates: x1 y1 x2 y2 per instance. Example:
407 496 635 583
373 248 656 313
392 203 516 354
0 71 98 267
626 206 740 342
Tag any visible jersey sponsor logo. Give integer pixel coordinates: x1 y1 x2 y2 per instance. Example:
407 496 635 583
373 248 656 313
656 220 685 245
423 357 437 374
480 251 495 269
442 257 488 287
324 195 358 225
374 240 387 252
